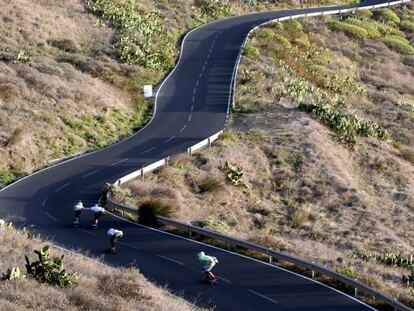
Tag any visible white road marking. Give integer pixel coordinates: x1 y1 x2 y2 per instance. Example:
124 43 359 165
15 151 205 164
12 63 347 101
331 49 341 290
188 114 192 122
193 88 196 95
55 183 70 192
248 290 277 304
204 60 208 65
165 136 176 143
191 105 194 112
41 196 48 207
140 147 156 155
202 65 206 71
110 158 129 166
77 228 96 236
207 53 211 59
118 241 140 250
216 276 231 283
192 96 195 102
82 170 99 178
196 79 199 85
157 254 185 266
45 212 58 222
180 125 187 132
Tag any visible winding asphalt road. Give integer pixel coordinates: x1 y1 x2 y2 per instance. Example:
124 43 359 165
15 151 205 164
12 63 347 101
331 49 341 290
0 1 396 310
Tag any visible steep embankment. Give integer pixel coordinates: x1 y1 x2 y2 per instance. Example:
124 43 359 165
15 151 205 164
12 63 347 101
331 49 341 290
116 5 414 307
0 222 196 310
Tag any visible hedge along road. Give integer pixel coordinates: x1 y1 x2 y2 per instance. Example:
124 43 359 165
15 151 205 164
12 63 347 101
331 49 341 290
0 1 400 310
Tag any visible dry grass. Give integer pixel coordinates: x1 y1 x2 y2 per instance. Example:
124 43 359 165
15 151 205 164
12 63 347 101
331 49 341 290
117 7 414 307
0 224 196 311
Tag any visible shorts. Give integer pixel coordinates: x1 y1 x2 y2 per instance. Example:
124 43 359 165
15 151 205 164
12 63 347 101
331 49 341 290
74 210 81 218
202 262 216 272
94 211 103 220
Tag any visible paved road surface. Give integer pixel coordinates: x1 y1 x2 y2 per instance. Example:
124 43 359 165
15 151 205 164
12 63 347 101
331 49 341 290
0 2 390 310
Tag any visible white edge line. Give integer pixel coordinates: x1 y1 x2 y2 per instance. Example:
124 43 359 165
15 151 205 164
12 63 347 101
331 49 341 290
118 241 140 250
188 115 192 122
55 183 70 192
180 125 187 132
157 254 185 266
248 289 277 304
110 158 129 166
216 276 231 283
105 211 376 310
140 147 156 155
41 196 48 207
45 212 59 222
77 228 97 236
82 170 99 178
0 1 402 195
165 136 176 143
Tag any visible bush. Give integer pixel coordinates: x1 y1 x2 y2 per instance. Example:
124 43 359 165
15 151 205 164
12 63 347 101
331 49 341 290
327 20 369 39
336 267 359 279
192 217 230 233
344 18 381 39
25 246 78 287
47 39 79 53
380 35 414 54
138 198 175 227
198 176 223 193
374 8 400 25
256 28 275 39
194 0 231 18
219 130 238 141
291 208 308 228
242 44 260 58
400 20 414 32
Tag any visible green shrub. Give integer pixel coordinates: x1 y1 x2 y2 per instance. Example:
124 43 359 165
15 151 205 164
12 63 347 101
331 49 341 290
380 35 414 54
256 28 275 39
192 217 230 233
25 246 78 287
327 20 368 39
219 130 238 141
86 0 175 70
400 20 414 32
344 18 381 39
374 8 400 25
355 9 373 19
336 267 358 279
291 208 308 228
242 44 260 58
1 267 21 281
198 176 224 193
138 198 175 227
194 0 231 18
273 33 291 48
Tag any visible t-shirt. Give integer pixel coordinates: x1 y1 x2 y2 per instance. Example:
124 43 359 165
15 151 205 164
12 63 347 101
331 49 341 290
91 205 104 213
107 228 123 237
74 202 83 211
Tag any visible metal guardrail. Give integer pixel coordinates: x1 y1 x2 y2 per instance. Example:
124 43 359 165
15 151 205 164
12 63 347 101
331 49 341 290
106 195 411 311
106 3 414 310
114 130 223 186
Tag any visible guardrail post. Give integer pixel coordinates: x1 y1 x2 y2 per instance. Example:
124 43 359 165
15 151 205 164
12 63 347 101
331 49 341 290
188 147 192 155
188 229 192 238
311 270 315 279
166 156 170 165
141 169 144 180
354 287 358 297
269 255 272 264
208 138 212 148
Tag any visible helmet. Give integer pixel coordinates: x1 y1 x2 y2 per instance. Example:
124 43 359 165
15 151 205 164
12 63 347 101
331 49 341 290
197 251 205 260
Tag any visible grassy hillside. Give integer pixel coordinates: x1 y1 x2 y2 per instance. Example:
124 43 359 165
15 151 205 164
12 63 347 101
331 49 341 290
0 221 196 310
0 0 352 189
115 5 414 307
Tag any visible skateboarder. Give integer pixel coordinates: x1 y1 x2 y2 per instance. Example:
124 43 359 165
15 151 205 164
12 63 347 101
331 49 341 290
90 203 105 228
72 201 84 226
197 251 219 284
107 228 123 253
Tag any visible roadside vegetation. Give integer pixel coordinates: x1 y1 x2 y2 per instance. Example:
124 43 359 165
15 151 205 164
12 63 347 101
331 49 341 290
0 221 195 311
0 0 355 189
115 5 414 307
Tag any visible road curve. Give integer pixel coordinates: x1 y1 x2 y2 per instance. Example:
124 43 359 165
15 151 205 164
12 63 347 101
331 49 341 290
0 1 392 310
